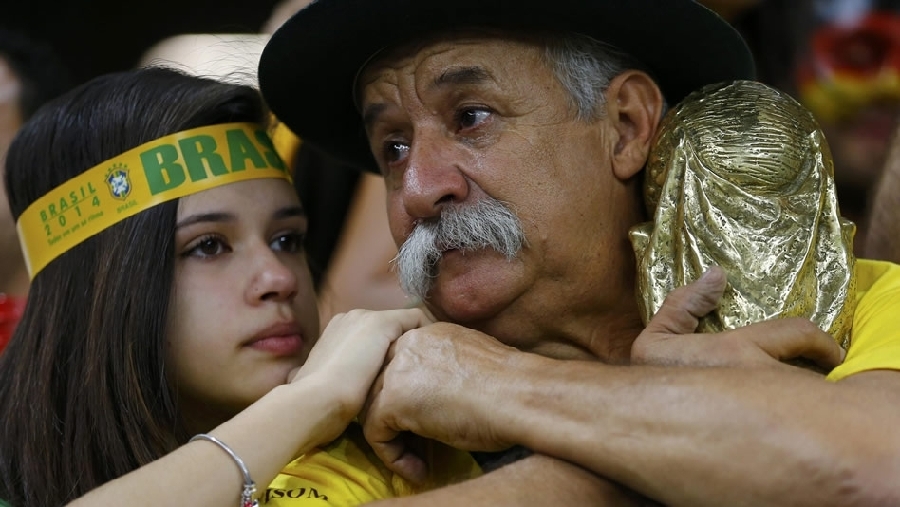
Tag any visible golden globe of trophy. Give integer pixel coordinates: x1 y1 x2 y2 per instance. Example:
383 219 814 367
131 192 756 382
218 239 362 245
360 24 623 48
630 80 856 350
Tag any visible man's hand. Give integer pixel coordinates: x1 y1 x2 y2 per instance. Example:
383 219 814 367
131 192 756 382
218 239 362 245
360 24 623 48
362 322 519 483
631 267 844 370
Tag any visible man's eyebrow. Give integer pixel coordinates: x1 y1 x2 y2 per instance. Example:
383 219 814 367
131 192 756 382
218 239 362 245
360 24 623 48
363 102 387 132
432 66 492 88
175 212 235 230
362 67 492 131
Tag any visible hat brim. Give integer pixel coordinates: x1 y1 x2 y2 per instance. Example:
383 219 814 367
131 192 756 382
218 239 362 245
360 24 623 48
259 0 756 172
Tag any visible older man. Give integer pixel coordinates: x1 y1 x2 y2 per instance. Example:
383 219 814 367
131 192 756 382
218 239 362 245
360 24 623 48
258 1 900 505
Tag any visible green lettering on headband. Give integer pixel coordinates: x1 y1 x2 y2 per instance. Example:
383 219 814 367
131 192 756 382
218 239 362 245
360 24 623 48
16 122 291 279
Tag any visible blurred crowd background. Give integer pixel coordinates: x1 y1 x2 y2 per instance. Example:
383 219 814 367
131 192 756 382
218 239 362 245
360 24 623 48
5 0 281 84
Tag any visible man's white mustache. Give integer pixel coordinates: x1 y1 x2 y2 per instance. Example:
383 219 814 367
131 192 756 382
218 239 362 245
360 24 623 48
392 198 526 300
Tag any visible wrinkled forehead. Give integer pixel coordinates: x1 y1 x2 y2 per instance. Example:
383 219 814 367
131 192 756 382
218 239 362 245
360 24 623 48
354 29 548 106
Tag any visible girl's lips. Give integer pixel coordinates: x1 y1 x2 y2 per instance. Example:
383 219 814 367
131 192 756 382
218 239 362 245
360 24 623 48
246 334 303 356
244 321 304 356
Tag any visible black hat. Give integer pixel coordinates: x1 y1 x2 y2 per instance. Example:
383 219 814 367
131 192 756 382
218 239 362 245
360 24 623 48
259 0 756 172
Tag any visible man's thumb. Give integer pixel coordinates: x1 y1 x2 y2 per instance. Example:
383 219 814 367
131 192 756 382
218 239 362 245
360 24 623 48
647 267 727 334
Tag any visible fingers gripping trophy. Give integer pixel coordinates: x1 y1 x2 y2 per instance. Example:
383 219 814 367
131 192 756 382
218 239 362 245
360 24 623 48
630 80 857 351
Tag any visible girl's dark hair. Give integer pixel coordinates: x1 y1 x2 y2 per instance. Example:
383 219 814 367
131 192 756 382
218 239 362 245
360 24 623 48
0 66 268 507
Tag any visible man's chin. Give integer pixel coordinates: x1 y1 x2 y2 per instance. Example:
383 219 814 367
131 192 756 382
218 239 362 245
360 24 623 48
412 248 525 323
425 297 498 327
424 277 512 326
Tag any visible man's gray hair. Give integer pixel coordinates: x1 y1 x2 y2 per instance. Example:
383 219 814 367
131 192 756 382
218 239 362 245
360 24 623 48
542 34 661 121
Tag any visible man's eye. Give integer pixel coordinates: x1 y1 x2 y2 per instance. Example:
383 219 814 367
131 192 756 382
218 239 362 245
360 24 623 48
457 108 491 129
383 140 410 163
272 232 305 253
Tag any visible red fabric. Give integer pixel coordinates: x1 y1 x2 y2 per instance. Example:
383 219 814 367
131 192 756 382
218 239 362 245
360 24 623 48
0 294 25 354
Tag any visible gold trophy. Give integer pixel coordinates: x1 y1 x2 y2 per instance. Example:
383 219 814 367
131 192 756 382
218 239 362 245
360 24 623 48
630 80 856 350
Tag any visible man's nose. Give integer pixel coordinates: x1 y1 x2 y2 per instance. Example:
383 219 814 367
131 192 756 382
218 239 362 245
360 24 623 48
400 131 470 219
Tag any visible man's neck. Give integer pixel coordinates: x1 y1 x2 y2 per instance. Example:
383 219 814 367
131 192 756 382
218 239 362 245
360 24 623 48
473 301 645 364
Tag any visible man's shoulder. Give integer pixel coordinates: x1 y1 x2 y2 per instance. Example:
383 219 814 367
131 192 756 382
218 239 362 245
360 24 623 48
855 258 900 291
827 259 900 381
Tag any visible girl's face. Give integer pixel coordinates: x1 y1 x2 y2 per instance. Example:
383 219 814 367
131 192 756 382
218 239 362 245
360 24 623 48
166 178 319 429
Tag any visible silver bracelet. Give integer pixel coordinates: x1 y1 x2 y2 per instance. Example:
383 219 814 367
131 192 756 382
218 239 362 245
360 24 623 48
189 433 259 507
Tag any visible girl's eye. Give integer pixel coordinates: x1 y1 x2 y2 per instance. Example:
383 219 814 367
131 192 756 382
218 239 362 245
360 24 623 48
383 140 410 164
457 108 491 130
183 236 229 259
272 232 305 254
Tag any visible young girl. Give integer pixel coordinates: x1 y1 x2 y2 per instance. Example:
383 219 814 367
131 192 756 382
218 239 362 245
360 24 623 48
0 67 478 507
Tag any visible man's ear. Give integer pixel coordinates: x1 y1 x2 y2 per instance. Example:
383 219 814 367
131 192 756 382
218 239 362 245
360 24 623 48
604 70 665 181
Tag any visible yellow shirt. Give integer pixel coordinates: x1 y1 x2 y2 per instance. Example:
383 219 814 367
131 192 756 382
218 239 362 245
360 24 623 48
262 424 481 506
828 259 900 381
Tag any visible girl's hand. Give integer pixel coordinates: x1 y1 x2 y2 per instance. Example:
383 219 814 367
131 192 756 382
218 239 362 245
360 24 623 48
288 308 433 435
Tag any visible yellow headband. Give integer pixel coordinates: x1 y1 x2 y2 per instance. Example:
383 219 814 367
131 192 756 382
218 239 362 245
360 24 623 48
16 122 291 279
269 118 303 170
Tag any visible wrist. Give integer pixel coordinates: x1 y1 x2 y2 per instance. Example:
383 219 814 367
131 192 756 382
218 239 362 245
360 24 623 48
276 374 357 443
488 350 552 448
500 352 609 455
224 380 346 453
